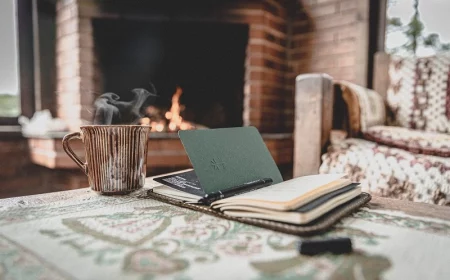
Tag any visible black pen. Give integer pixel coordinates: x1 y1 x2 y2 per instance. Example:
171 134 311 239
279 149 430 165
199 178 273 205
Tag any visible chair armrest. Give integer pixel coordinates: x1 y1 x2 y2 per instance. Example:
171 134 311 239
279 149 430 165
294 74 334 177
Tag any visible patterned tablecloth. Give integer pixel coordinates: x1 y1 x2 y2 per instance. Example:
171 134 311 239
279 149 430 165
0 178 449 280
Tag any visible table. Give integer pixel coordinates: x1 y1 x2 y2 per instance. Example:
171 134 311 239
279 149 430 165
0 177 449 280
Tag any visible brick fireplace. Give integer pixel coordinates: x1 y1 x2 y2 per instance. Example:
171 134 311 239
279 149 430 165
2 0 374 198
46 0 302 176
94 20 248 129
55 0 299 133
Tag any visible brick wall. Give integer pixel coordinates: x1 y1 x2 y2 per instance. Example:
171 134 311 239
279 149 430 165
284 0 370 130
54 0 369 133
288 0 369 84
0 137 88 199
55 0 296 133
56 0 98 131
242 1 291 132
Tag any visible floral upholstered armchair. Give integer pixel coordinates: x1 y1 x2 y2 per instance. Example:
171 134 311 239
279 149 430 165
294 53 450 206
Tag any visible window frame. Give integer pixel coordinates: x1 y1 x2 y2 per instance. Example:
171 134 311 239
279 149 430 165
0 0 36 126
367 0 388 89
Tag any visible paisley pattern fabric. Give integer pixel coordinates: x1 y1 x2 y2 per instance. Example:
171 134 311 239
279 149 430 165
320 138 450 206
1 183 450 279
387 55 450 133
363 125 450 157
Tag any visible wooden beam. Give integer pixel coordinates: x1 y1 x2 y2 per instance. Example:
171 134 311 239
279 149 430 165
16 0 36 118
373 52 390 100
37 0 57 115
377 0 388 52
294 74 333 177
369 196 450 222
354 0 370 87
31 0 41 111
367 0 388 89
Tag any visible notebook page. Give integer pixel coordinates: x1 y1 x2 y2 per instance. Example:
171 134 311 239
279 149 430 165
226 174 346 202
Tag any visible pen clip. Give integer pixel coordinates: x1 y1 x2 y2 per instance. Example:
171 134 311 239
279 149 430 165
200 177 273 205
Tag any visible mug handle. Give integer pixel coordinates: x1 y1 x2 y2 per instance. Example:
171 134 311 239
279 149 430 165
62 132 88 174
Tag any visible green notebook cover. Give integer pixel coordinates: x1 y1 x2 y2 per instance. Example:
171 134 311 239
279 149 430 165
178 127 283 194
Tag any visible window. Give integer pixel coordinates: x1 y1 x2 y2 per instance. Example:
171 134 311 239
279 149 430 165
386 0 450 57
0 0 40 125
0 0 20 117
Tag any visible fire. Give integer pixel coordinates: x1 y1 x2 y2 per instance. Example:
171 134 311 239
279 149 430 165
142 86 195 132
166 86 184 131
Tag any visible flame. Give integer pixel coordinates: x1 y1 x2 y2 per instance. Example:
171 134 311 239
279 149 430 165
153 121 165 132
166 86 184 131
143 86 195 132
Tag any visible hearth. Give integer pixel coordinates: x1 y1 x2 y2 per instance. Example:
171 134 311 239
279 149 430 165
56 0 298 133
52 0 296 175
93 20 248 130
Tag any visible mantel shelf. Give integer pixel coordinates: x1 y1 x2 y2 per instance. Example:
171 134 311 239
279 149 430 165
26 133 293 170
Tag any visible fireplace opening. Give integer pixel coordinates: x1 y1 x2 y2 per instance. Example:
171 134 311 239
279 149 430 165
93 20 249 130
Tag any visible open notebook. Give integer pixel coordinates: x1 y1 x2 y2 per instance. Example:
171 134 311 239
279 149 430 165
149 127 362 225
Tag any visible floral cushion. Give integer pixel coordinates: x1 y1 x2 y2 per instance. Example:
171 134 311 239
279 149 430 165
320 138 450 205
387 55 450 133
363 126 450 157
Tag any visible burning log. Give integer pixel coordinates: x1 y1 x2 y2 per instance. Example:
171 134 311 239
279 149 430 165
141 86 203 132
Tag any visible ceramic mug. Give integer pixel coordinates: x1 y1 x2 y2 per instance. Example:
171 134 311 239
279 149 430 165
62 125 151 194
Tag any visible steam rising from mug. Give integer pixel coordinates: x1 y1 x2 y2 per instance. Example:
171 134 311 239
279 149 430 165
94 85 157 125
